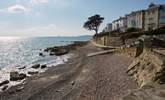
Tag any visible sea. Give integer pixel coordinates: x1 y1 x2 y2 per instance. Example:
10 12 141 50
0 36 92 90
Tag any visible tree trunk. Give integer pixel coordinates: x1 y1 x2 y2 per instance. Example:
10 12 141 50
95 29 98 34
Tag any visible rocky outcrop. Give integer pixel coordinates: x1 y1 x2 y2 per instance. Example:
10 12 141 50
44 41 88 56
2 85 8 91
10 72 26 81
127 50 165 86
47 46 69 56
44 45 68 56
121 35 165 100
31 64 40 69
41 65 47 69
28 71 39 75
0 80 9 87
126 36 165 86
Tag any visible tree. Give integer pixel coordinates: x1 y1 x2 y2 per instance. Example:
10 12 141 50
83 14 104 34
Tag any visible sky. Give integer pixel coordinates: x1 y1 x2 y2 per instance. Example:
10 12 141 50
0 0 165 37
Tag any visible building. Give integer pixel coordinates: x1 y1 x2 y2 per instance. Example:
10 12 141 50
144 3 165 31
159 5 165 28
112 17 127 32
103 23 112 32
126 10 145 30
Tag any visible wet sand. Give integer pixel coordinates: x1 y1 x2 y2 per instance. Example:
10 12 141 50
0 42 137 100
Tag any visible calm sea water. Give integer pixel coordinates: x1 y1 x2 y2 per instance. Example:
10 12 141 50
0 36 91 69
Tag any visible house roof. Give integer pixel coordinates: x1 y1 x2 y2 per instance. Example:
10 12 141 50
147 4 165 11
112 17 127 23
126 10 145 17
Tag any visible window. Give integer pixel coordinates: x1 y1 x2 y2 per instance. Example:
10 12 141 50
131 20 136 27
160 16 165 24
149 18 153 23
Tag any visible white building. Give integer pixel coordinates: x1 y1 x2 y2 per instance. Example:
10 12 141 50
112 17 127 32
103 23 112 32
126 10 145 30
144 3 165 31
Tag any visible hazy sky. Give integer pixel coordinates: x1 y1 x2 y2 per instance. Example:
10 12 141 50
0 0 164 37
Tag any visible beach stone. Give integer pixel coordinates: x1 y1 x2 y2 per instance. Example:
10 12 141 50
28 71 39 75
31 64 40 69
18 66 26 70
39 53 45 57
22 81 27 85
2 85 8 91
10 72 26 81
16 86 24 92
0 80 9 87
71 81 75 86
39 52 43 56
49 52 56 56
56 90 61 92
41 65 47 69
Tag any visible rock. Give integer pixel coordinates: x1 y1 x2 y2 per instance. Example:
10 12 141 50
31 64 40 69
2 85 8 91
45 46 70 56
16 86 24 92
0 80 9 87
22 81 27 85
9 90 15 94
127 49 165 86
53 47 69 56
41 65 47 69
10 72 26 81
71 81 75 86
18 66 26 70
44 42 87 56
56 90 60 92
19 73 26 80
49 52 56 56
28 71 38 75
49 47 69 56
39 53 44 56
39 52 43 56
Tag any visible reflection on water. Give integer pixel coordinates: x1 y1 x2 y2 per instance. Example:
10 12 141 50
0 36 91 68
0 37 21 42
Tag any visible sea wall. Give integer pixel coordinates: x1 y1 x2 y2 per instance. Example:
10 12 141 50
93 34 124 47
93 35 110 46
116 47 138 57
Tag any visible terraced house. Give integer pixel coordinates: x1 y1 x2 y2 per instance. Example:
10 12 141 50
145 3 165 30
112 17 127 32
126 10 145 30
101 3 165 37
103 23 112 32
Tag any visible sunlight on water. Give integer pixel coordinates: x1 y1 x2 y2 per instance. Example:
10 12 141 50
0 36 91 69
0 37 21 42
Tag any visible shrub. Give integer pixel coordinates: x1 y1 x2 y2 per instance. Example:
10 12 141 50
125 27 140 33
